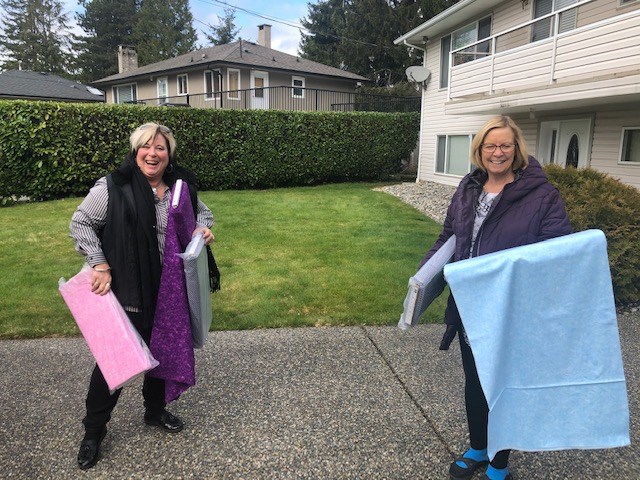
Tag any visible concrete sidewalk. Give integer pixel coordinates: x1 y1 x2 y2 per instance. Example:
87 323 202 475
0 319 637 479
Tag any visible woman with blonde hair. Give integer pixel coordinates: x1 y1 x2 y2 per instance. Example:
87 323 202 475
70 122 216 469
419 115 572 480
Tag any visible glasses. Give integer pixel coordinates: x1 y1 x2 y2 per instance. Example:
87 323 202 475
481 143 516 153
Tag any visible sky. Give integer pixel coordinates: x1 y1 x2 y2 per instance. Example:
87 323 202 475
189 0 311 55
44 0 312 57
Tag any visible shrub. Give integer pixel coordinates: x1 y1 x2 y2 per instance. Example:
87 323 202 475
0 100 420 201
545 165 640 305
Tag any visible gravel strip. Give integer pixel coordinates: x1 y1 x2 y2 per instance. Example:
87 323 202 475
375 181 456 224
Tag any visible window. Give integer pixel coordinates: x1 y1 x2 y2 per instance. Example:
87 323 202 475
440 35 451 89
292 76 305 98
204 70 221 100
436 135 472 175
113 83 137 104
620 0 639 4
531 0 577 42
157 77 168 105
177 74 188 95
620 128 640 164
451 16 492 65
440 16 492 85
227 69 240 100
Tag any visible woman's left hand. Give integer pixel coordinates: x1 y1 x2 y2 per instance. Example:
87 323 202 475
193 227 215 245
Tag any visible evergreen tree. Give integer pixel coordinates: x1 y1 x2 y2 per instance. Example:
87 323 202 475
133 0 197 66
205 7 240 46
73 0 138 83
299 0 345 69
0 0 70 74
300 0 457 86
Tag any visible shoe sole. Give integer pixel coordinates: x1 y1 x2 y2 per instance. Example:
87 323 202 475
144 418 184 433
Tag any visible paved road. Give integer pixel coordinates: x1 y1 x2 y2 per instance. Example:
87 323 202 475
0 318 637 479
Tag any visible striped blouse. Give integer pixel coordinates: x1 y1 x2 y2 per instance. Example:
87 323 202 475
70 176 214 268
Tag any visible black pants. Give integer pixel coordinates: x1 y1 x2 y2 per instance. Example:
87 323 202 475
82 312 165 438
459 331 510 469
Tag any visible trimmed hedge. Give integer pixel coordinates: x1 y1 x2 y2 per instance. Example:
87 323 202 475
0 100 420 200
546 165 640 305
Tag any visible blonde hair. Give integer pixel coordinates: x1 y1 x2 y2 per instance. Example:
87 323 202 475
470 115 529 172
129 122 176 159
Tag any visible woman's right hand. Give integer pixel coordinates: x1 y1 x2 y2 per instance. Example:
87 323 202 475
91 264 112 296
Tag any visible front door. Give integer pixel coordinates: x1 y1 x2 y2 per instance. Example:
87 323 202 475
251 71 269 110
538 118 592 168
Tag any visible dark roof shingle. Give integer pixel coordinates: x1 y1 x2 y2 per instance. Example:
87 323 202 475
92 41 367 85
0 70 104 102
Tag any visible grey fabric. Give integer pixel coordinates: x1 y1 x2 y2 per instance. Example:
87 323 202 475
180 233 213 349
398 235 456 329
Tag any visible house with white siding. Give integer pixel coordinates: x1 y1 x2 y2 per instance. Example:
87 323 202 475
395 0 640 189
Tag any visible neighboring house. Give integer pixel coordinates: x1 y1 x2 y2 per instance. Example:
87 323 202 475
92 25 369 112
0 70 104 103
395 0 640 190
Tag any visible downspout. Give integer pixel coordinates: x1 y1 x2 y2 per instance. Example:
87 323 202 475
403 39 427 183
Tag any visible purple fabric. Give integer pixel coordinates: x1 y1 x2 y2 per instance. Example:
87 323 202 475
149 182 196 403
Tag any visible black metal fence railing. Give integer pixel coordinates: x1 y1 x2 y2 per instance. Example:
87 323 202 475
129 86 420 113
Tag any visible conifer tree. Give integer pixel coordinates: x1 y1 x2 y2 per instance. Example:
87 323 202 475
0 0 70 74
73 0 138 83
205 7 240 46
133 0 197 66
300 0 457 86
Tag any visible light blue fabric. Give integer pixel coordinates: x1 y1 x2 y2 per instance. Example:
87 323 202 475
443 229 630 459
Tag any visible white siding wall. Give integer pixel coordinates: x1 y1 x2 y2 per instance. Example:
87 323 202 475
415 0 640 190
418 37 493 186
592 110 640 189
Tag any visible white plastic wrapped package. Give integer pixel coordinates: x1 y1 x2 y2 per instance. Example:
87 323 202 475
178 232 213 349
398 235 456 329
59 266 159 393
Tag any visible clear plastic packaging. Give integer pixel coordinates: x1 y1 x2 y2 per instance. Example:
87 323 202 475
59 265 159 393
178 232 213 348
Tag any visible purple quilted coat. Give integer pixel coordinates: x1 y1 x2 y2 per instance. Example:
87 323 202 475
421 156 573 349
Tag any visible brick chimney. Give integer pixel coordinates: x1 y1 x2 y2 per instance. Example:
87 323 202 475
258 24 271 49
118 45 138 73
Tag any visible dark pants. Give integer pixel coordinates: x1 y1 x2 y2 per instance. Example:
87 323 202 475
459 332 510 469
82 312 165 439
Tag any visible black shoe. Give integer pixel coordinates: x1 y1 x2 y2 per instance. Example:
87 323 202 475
144 410 184 433
449 455 488 480
77 426 107 470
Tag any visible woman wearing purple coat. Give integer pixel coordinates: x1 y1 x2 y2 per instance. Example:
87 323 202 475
420 116 572 480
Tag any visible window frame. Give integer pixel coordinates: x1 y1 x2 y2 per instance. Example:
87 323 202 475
441 15 492 87
435 134 473 176
440 35 451 89
204 70 221 100
292 76 305 98
618 127 640 165
112 83 137 104
177 74 188 96
227 69 240 100
619 0 639 5
156 77 168 105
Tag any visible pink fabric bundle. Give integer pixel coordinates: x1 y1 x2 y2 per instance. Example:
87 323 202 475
59 267 159 393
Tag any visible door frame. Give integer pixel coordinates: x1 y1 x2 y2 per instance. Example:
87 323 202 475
537 116 593 168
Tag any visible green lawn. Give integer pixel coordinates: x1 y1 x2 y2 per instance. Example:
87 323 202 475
0 183 446 339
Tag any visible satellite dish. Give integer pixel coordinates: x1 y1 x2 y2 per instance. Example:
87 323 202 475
405 66 431 84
